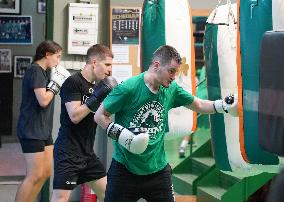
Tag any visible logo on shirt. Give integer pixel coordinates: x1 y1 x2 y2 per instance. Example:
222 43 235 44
129 101 164 140
66 181 77 185
89 87 94 94
82 87 94 104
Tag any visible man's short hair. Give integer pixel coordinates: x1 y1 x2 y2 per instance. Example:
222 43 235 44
86 44 113 64
152 45 182 66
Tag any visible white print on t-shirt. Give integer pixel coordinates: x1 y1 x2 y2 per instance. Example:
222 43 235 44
129 101 165 140
65 181 76 185
82 87 94 104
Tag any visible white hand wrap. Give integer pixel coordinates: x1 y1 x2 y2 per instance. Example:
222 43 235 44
107 122 149 154
213 94 238 117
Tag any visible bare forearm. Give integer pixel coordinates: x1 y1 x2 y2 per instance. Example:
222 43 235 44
71 105 92 124
94 104 113 129
187 94 239 117
66 101 92 124
35 88 55 108
186 97 216 114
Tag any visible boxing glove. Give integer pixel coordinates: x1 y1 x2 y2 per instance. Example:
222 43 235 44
85 76 118 112
47 65 71 95
107 122 149 154
213 94 239 117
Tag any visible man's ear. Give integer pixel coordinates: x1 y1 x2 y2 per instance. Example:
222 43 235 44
153 61 160 71
92 58 97 69
45 52 53 58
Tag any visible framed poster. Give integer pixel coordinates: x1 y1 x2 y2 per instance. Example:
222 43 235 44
37 0 46 14
111 8 140 45
0 49 12 73
0 15 32 44
68 3 98 55
14 56 32 78
0 0 21 15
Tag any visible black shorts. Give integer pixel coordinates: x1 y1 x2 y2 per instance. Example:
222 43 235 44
105 159 175 202
53 150 106 190
19 136 53 153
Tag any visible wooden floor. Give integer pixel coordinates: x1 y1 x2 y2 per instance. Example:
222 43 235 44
176 195 196 202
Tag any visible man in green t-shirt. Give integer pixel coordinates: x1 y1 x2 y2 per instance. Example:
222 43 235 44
94 45 238 202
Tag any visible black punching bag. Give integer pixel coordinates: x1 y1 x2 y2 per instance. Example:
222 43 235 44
258 31 284 156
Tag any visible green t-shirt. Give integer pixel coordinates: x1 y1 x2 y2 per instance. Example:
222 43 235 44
103 72 194 175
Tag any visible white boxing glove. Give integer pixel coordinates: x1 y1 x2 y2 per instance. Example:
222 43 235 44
107 122 149 154
213 94 239 117
47 65 71 95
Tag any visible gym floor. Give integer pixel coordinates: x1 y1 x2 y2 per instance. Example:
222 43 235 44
0 143 25 202
0 143 197 202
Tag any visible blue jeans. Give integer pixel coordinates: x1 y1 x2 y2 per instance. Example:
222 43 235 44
105 159 175 202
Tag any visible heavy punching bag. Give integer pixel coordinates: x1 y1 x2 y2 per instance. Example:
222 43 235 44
204 2 249 171
259 0 284 156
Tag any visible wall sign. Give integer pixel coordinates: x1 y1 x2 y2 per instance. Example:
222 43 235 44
67 3 98 55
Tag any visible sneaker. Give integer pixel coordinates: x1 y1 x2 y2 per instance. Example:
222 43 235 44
179 147 186 158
